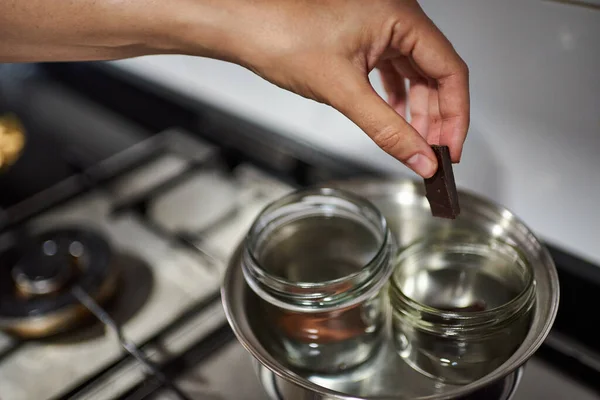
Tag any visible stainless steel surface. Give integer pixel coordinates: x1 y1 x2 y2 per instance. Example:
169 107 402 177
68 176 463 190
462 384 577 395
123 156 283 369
70 285 190 399
149 170 239 234
223 179 560 400
72 301 227 400
0 129 299 400
0 191 221 399
188 164 297 263
252 360 524 400
153 338 600 400
225 251 522 400
109 154 189 202
152 332 270 400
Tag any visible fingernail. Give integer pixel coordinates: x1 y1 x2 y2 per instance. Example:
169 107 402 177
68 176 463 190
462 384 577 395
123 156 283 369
406 153 437 178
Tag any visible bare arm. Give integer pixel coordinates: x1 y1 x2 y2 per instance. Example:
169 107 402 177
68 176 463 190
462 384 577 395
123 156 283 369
0 0 215 62
0 0 469 178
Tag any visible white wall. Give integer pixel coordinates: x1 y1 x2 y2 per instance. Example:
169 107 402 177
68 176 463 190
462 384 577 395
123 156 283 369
108 0 600 264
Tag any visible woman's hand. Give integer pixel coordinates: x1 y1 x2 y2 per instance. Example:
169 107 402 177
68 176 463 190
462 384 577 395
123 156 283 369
0 0 469 177
192 0 470 177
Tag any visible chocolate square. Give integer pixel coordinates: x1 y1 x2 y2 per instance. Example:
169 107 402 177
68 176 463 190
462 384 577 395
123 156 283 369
424 145 460 219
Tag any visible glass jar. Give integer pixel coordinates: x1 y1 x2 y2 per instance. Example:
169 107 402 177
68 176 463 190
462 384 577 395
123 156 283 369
242 187 396 374
389 231 535 384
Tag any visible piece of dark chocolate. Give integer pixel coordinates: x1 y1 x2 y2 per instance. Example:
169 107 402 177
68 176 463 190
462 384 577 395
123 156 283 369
424 145 460 219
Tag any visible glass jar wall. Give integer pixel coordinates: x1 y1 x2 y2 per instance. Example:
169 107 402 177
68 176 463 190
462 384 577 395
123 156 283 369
242 187 396 373
389 231 535 384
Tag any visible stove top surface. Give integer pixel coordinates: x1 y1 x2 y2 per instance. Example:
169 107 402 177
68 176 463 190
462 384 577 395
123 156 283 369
0 128 303 400
0 62 599 400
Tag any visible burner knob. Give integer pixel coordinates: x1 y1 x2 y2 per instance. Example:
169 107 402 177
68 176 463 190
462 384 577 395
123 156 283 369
12 239 79 297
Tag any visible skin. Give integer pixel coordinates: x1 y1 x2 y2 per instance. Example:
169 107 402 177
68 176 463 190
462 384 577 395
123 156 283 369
0 0 469 178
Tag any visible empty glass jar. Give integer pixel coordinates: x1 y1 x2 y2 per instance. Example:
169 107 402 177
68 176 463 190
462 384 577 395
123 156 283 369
389 231 535 384
242 187 396 373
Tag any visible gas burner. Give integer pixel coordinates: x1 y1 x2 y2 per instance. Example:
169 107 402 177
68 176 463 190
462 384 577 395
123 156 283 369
0 226 119 338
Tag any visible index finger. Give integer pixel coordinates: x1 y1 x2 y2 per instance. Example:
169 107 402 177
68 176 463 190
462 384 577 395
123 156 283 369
404 16 470 162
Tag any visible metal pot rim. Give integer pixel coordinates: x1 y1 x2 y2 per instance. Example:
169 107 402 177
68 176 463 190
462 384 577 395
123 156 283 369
222 178 560 400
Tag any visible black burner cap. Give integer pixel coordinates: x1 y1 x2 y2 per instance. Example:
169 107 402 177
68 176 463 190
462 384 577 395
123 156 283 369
11 238 85 295
0 226 113 319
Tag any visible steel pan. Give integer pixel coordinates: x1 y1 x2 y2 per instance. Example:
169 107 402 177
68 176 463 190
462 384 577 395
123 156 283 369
222 179 559 399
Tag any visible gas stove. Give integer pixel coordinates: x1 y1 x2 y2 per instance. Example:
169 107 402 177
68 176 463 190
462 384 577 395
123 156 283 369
0 127 302 400
0 62 599 400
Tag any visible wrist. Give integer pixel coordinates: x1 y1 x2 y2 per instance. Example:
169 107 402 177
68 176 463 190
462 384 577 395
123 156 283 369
148 0 244 63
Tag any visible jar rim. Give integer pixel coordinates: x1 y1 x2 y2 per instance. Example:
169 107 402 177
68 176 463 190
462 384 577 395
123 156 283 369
242 187 396 312
246 187 389 287
389 232 535 322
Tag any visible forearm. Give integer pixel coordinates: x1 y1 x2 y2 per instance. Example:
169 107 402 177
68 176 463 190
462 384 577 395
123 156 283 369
0 0 232 62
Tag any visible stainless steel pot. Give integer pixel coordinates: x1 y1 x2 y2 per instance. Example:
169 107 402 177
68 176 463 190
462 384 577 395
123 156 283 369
252 359 524 400
222 179 560 400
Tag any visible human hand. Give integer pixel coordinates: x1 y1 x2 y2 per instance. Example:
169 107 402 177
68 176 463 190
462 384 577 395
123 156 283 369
197 0 469 178
0 0 468 179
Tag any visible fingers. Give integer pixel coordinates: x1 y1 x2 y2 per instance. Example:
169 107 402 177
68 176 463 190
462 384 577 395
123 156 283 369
427 80 442 144
406 18 470 162
326 64 437 178
389 58 430 139
377 61 407 117
407 78 430 139
437 66 470 161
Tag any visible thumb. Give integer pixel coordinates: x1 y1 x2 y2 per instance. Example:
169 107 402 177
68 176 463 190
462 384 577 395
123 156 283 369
324 66 438 178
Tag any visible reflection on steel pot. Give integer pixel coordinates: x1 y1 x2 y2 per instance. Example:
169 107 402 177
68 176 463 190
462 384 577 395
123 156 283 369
252 358 524 400
222 179 559 400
